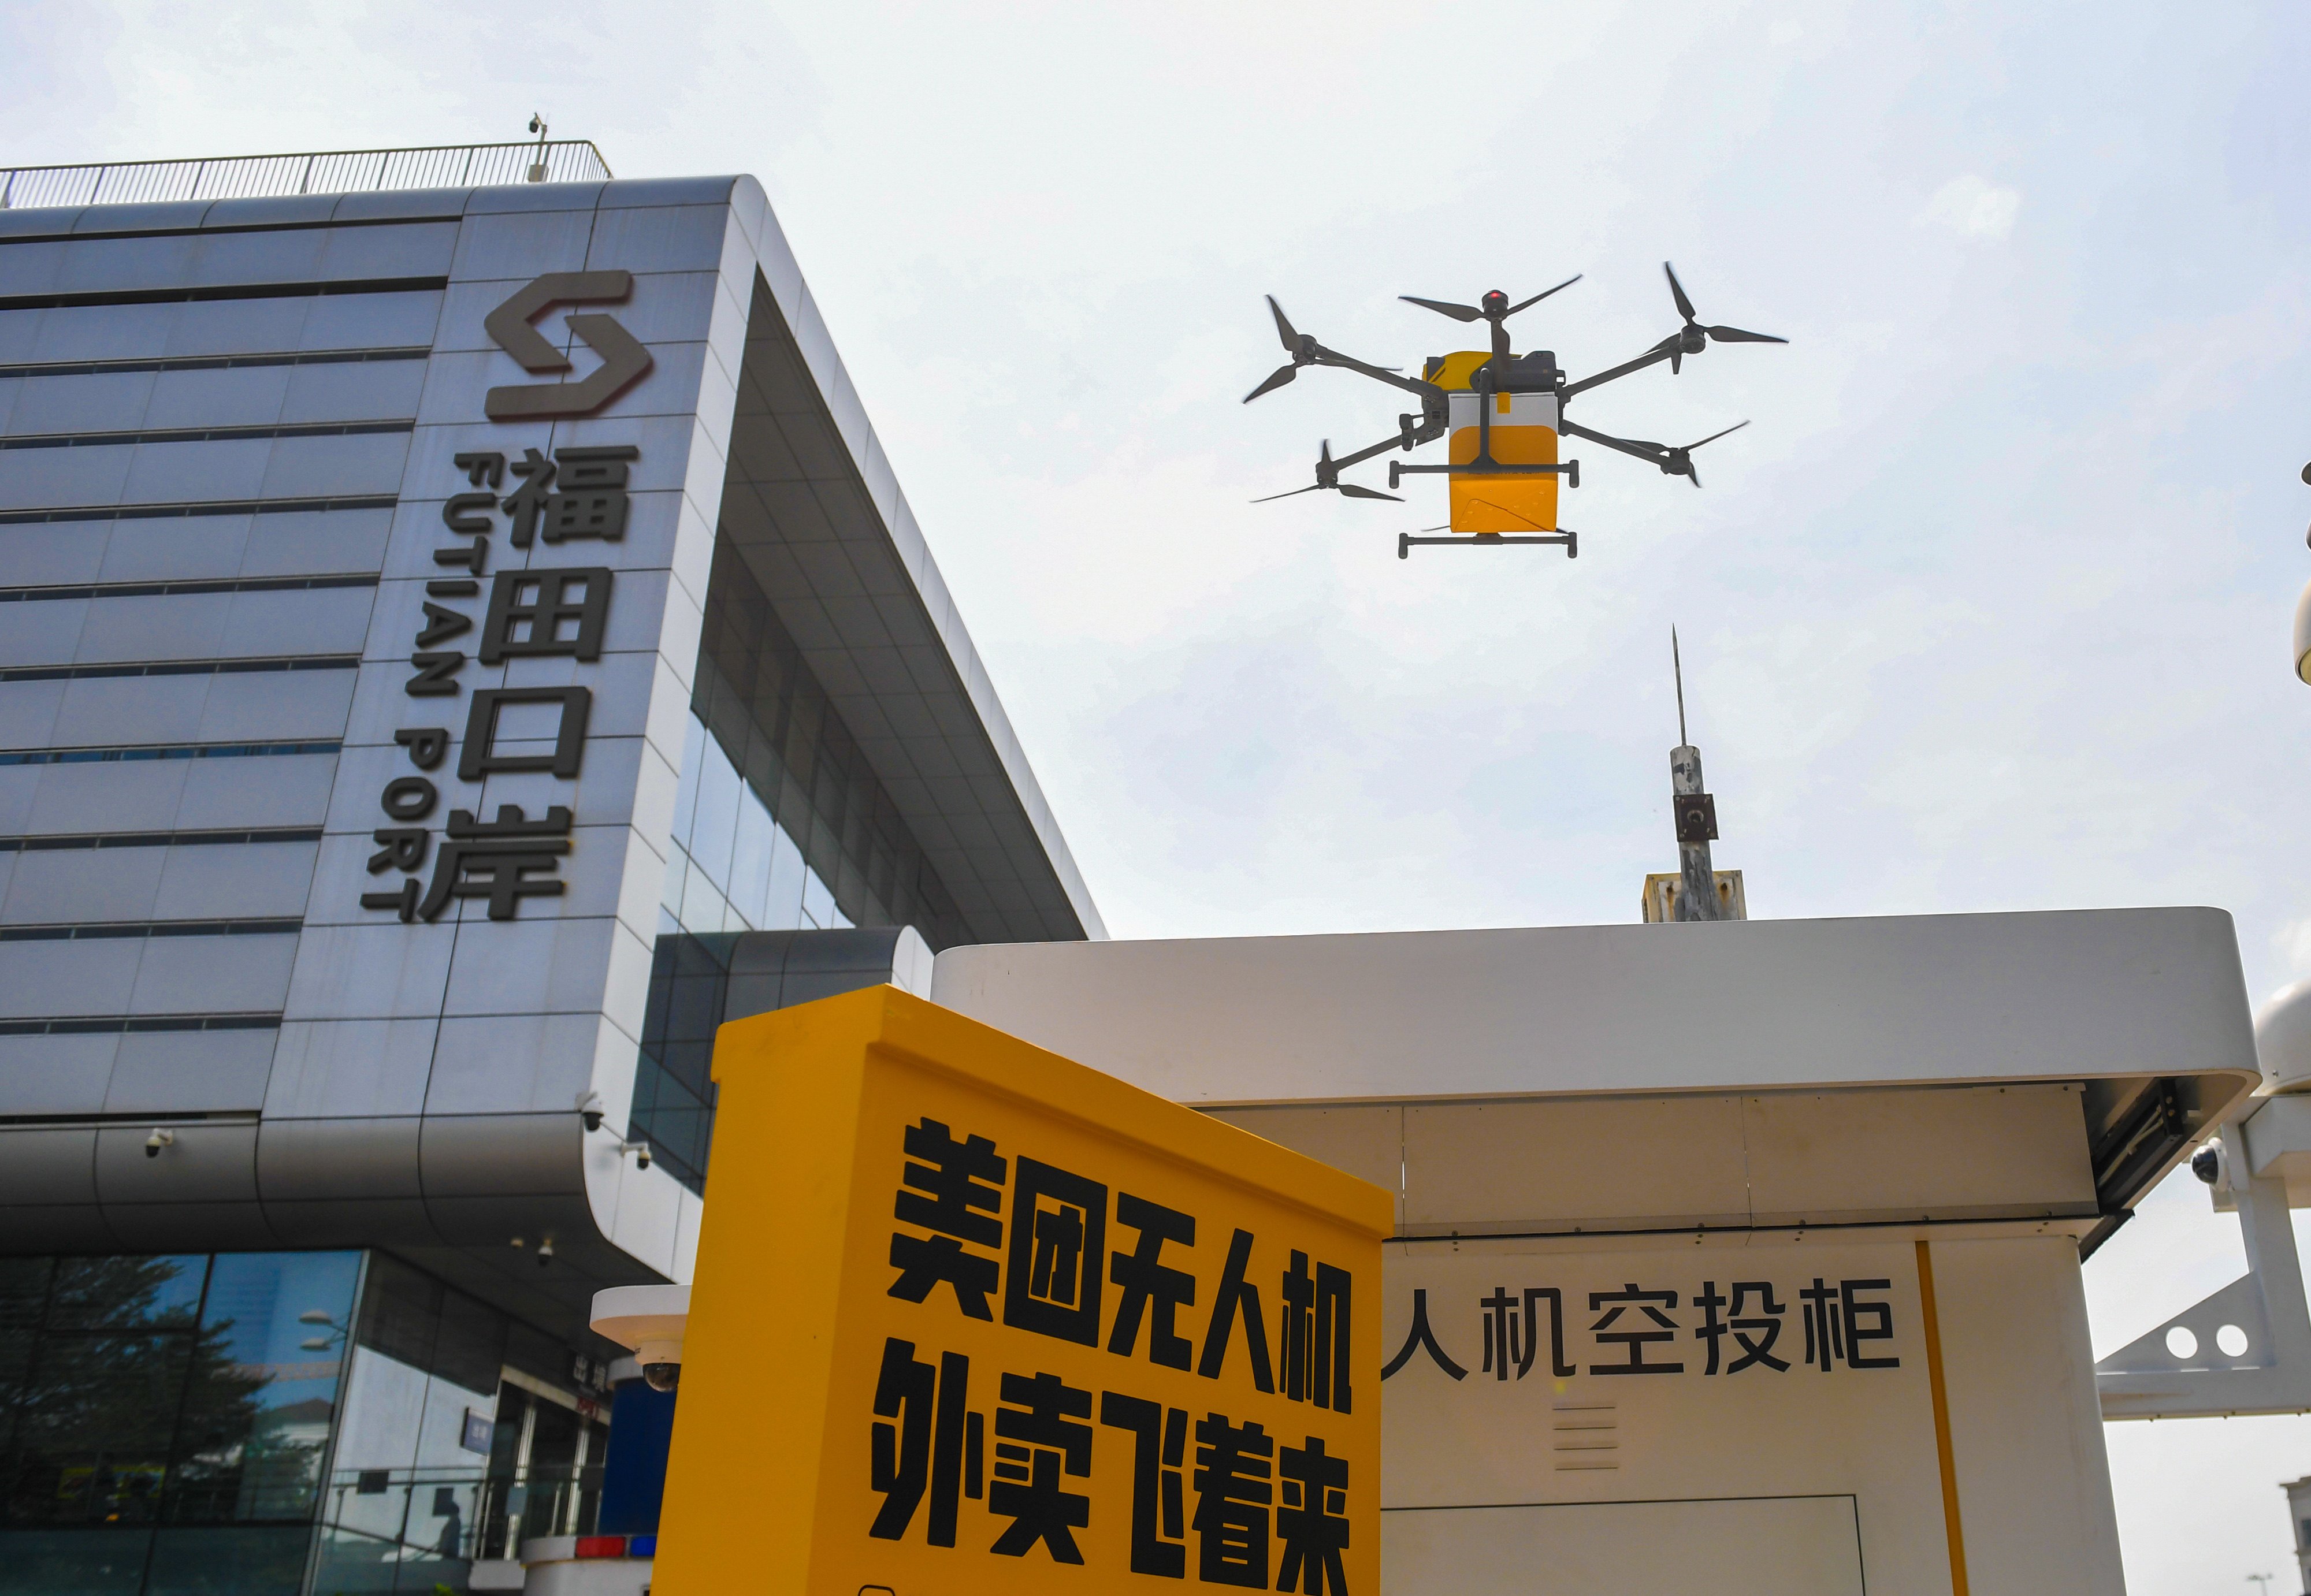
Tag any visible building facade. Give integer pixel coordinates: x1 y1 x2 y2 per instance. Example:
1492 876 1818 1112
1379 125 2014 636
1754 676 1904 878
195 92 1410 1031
0 152 1099 1594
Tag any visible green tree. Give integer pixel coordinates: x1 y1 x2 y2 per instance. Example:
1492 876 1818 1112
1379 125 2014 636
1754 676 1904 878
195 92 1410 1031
0 1258 265 1526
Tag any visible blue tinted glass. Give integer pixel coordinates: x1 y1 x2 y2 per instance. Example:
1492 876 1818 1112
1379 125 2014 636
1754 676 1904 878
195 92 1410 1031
199 1252 359 1376
174 1253 362 1523
46 1256 207 1330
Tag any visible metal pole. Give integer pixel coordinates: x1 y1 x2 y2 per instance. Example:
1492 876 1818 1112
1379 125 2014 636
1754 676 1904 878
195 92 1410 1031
1670 742 1722 921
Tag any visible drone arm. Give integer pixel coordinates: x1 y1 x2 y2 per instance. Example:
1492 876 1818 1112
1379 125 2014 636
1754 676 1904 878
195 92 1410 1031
1326 429 1430 474
1558 418 1670 468
1561 345 1676 401
1310 344 1446 402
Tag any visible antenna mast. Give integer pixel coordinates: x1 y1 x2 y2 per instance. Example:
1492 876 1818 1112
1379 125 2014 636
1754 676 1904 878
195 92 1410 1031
1673 626 1689 747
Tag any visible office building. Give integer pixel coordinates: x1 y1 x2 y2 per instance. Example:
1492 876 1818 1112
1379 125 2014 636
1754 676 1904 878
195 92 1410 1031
0 140 1099 1594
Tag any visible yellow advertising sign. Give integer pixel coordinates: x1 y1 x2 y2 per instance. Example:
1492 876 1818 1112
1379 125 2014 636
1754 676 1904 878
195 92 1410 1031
652 985 1393 1596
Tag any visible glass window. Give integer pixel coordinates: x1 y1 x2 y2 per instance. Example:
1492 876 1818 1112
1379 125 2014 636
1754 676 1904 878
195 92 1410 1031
144 1525 313 1596
729 791 776 930
351 1254 437 1374
47 1257 207 1331
0 1247 359 1583
9 1332 190 1527
432 1292 506 1400
800 865 835 931
0 1259 52 1332
170 1253 361 1524
0 1258 54 1413
689 541 971 949
659 838 691 925
0 1251 374 1596
501 1323 573 1396
2 1258 210 1533
629 933 738 1192
677 857 733 936
764 824 807 931
0 1528 150 1596
667 715 705 854
688 735 741 894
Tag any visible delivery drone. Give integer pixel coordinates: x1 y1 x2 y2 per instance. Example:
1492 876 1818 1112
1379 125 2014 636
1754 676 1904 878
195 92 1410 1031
1244 264 1784 557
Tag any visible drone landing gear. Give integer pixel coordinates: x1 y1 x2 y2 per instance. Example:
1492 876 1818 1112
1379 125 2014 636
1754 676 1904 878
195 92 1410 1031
1398 531 1577 560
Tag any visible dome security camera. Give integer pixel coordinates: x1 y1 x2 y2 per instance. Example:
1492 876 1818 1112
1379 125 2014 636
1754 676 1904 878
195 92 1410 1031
592 1285 689 1398
2191 1142 2228 1187
144 1128 174 1159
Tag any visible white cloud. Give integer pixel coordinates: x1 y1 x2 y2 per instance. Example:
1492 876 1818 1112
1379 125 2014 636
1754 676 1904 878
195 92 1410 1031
1920 173 2023 239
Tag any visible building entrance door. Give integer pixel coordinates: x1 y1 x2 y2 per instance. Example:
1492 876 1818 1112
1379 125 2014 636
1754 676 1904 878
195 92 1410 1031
477 1376 608 1559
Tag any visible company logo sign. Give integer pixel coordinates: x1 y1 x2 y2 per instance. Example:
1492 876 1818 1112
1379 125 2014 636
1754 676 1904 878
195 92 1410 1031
483 270 653 420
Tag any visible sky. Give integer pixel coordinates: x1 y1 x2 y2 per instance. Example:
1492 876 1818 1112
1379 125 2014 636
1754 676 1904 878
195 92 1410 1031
5 1 2310 1587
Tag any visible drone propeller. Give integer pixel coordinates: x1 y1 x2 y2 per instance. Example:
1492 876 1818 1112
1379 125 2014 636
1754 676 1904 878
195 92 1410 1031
1661 420 1750 487
1243 295 1324 403
1251 440 1405 503
1399 295 1484 323
1399 275 1582 326
1654 263 1787 373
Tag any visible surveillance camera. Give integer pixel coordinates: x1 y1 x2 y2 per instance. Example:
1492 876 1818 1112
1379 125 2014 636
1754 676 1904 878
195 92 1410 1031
622 1140 652 1170
591 1286 688 1398
529 114 544 135
577 1091 604 1134
2191 1143 2228 1187
537 1237 556 1268
582 1108 604 1133
144 1128 174 1158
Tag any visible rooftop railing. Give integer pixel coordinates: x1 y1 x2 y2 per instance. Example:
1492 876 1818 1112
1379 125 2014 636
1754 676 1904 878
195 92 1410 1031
0 140 615 211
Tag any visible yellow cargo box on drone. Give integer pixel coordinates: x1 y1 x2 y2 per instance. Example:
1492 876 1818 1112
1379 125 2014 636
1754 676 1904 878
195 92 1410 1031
652 985 1392 1596
1444 385 1561 535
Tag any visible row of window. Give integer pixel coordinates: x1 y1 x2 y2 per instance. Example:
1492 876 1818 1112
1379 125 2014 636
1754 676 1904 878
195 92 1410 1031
0 1252 362 1534
659 710 848 942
